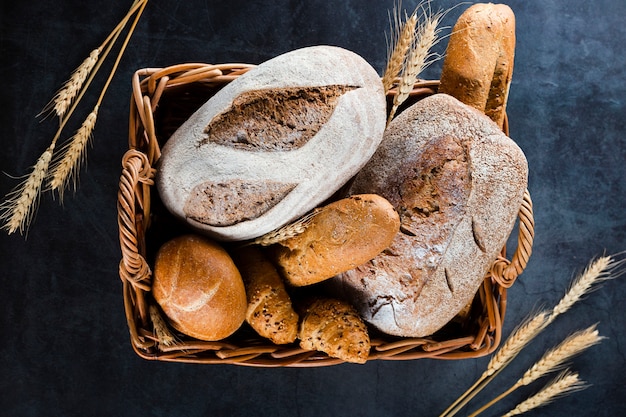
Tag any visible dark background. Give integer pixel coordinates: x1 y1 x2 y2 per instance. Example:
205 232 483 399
1 1 625 416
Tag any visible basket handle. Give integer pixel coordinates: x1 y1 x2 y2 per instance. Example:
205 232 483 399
489 189 535 288
118 149 155 292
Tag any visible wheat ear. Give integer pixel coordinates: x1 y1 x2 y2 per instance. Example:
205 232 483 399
40 50 100 120
381 8 417 94
0 145 54 235
149 304 178 348
440 253 624 417
251 209 320 246
387 8 443 124
502 370 587 417
549 255 623 322
438 311 550 417
47 106 99 199
467 325 603 417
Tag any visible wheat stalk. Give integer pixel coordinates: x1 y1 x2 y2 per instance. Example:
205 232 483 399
439 253 624 417
467 325 603 417
381 6 417 94
387 7 443 124
48 106 99 199
502 370 587 417
0 145 55 235
1 0 149 236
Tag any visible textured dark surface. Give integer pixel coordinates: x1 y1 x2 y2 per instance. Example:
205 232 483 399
1 1 625 416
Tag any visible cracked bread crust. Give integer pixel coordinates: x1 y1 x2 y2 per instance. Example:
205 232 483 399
330 94 527 337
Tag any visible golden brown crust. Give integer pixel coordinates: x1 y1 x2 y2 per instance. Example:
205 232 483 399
152 234 247 341
231 246 299 344
438 3 516 128
272 194 400 286
298 298 370 364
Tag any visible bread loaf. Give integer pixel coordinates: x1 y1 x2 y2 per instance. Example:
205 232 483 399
272 194 400 286
152 234 247 341
298 298 370 364
439 3 516 128
330 94 528 337
156 45 386 241
231 246 299 344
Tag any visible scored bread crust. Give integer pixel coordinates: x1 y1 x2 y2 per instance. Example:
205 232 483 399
438 3 516 128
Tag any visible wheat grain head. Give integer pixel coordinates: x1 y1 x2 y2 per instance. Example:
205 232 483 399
382 7 417 94
483 310 550 378
0 145 55 235
503 370 587 417
387 6 443 124
40 49 100 120
519 325 603 386
47 106 99 200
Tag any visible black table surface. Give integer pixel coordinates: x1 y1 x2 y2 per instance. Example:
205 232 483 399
1 1 625 416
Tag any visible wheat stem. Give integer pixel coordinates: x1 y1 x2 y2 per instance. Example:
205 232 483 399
467 325 603 417
438 311 550 417
1 0 149 235
39 0 145 120
440 253 624 417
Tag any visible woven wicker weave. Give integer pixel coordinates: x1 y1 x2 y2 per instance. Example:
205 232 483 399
117 63 535 366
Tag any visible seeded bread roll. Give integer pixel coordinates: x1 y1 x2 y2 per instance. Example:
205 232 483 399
298 298 370 364
438 3 516 128
231 246 299 344
152 234 247 341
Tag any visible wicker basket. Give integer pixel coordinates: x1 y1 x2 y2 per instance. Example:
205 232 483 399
117 63 535 366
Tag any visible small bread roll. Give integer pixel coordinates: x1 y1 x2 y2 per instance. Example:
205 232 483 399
231 246 299 344
152 234 247 341
272 194 400 286
298 298 370 364
439 3 516 128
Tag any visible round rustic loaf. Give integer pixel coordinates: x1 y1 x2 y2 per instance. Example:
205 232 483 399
438 3 516 129
156 45 386 241
152 234 247 341
330 94 528 337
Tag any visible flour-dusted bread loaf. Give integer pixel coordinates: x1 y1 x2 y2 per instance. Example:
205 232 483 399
330 94 528 337
152 234 247 341
272 194 400 287
156 45 386 241
231 246 299 344
298 298 370 364
439 3 516 128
